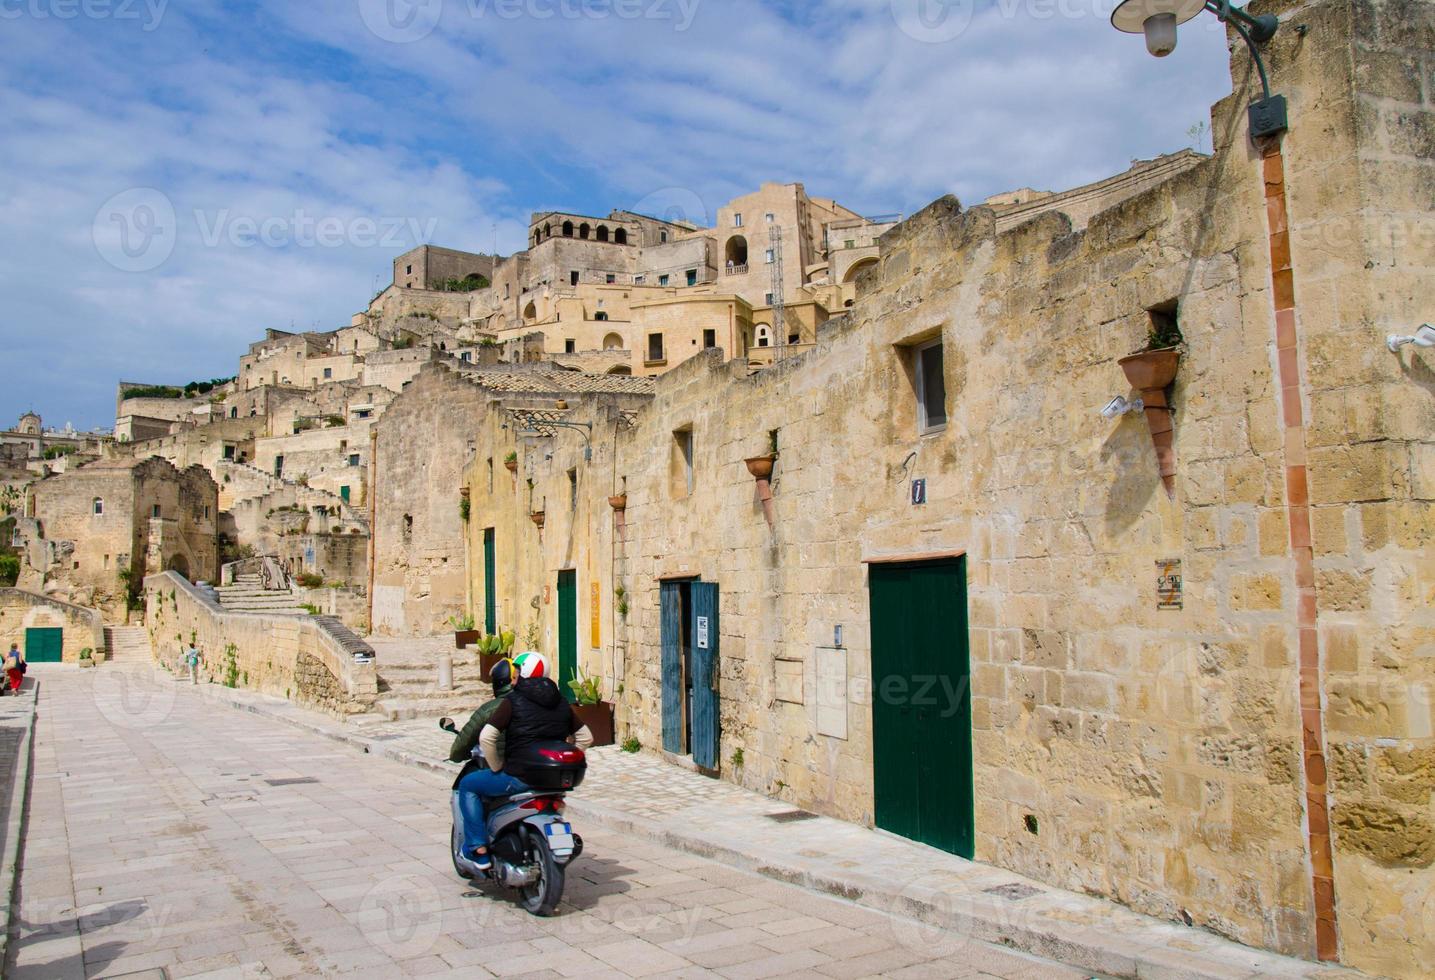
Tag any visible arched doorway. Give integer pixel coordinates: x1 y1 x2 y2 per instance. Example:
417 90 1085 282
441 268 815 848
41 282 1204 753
844 256 879 283
579 223 591 240
755 324 772 348
597 225 610 242
562 221 574 237
524 302 538 322
167 554 191 580
602 333 624 350
725 236 748 270
615 228 628 245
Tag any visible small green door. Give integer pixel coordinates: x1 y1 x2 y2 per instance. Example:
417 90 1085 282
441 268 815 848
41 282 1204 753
483 529 497 635
25 627 63 664
869 558 973 858
556 570 577 702
339 485 351 504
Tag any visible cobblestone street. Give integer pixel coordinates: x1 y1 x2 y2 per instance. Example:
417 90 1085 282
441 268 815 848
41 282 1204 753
7 667 1092 979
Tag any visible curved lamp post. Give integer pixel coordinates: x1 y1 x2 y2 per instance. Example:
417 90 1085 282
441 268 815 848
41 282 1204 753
1111 0 1289 137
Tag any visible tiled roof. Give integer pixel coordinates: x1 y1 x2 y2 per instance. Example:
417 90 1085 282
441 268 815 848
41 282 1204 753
461 369 655 396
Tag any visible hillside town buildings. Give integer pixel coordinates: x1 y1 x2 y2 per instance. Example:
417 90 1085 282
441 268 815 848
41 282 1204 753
6 0 1430 974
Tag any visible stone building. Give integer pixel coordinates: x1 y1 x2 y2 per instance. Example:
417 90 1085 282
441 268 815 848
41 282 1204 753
26 457 218 615
393 244 497 292
450 1 1434 974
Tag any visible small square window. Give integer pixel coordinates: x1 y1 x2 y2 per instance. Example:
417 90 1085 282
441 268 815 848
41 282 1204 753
845 239 856 249
659 274 670 287
565 339 576 354
349 454 361 467
734 213 743 227
606 274 616 284
765 249 775 264
703 329 716 349
647 333 665 363
151 504 161 519
914 339 948 434
765 213 775 223
323 367 332 379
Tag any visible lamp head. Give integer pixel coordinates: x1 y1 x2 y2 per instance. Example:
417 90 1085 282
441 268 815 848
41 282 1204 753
1100 395 1145 420
1111 0 1207 56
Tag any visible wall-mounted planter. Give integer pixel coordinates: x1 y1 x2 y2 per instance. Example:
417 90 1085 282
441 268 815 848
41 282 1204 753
505 458 519 474
1118 347 1181 497
607 494 628 511
744 454 777 525
530 511 546 530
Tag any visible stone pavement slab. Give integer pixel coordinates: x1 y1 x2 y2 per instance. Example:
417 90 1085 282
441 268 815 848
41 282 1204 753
5 664 1088 979
186 674 1365 980
0 675 38 969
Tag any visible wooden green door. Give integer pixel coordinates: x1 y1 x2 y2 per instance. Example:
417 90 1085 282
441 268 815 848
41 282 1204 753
868 558 973 858
690 583 720 771
483 529 497 635
557 571 577 701
25 627 62 664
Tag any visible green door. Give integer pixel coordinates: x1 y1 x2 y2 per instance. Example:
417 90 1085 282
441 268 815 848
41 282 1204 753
868 558 973 858
25 627 63 664
483 529 497 635
556 570 577 702
339 485 351 504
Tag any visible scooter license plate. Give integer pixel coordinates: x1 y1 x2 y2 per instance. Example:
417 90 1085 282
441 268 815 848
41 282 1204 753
545 822 574 852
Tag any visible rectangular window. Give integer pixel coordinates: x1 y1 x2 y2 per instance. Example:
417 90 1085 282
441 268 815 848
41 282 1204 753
323 367 333 379
672 427 694 498
93 498 103 516
223 445 235 460
461 352 471 362
340 485 351 503
659 274 670 287
565 339 576 354
634 275 645 285
406 264 413 275
765 249 775 264
703 329 716 349
686 269 697 286
204 506 211 519
765 292 774 306
487 458 494 493
151 504 161 519
568 469 578 512
605 273 616 284
647 333 665 363
274 455 284 477
845 240 856 249
355 410 372 420
570 270 580 286
734 213 743 227
914 339 948 434
765 212 775 223
349 454 361 467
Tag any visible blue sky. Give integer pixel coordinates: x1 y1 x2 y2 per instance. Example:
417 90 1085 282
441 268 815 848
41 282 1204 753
0 0 1232 430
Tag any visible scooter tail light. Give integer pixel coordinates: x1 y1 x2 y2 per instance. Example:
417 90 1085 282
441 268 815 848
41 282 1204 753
519 797 565 812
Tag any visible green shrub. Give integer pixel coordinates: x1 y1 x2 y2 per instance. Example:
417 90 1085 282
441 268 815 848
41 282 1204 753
296 572 324 589
620 737 641 754
0 555 18 587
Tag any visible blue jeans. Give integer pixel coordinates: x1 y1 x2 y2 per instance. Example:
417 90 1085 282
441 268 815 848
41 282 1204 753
456 768 529 856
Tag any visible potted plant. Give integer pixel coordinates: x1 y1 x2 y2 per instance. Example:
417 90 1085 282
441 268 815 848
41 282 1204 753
504 451 519 474
78 648 95 669
450 613 481 649
1118 313 1183 497
568 669 615 746
476 630 515 674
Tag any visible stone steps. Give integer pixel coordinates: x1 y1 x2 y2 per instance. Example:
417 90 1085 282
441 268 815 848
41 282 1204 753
103 626 152 664
373 693 491 722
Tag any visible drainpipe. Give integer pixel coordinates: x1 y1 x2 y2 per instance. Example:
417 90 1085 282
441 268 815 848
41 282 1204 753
1260 138 1337 962
366 428 377 633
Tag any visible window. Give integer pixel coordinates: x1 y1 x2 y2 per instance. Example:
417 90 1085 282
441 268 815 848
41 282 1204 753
570 271 580 287
672 428 694 498
223 445 235 460
595 311 609 322
659 231 668 243
634 275 645 285
647 333 665 363
734 213 743 227
461 352 471 363
323 367 332 379
765 249 775 264
340 485 351 503
340 440 348 452
703 329 716 349
765 292 774 306
659 275 670 287
487 458 494 493
349 454 361 467
204 506 211 519
151 504 161 519
355 409 372 420
914 339 948 434
565 340 576 354
605 274 616 285
845 239 856 249
92 497 104 516
274 455 284 477
765 212 775 223
686 269 697 286
406 264 413 275
568 469 578 512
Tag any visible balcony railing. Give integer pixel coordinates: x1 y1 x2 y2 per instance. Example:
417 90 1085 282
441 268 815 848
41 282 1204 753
725 264 749 276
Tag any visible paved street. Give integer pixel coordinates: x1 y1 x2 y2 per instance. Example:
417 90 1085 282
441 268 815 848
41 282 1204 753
7 667 1090 979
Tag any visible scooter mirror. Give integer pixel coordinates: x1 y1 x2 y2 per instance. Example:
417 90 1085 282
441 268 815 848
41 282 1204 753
439 717 457 733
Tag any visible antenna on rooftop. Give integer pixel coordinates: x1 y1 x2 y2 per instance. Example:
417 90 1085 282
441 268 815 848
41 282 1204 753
769 224 786 357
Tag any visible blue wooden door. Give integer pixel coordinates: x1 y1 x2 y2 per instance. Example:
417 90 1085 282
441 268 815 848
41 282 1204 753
689 583 720 771
660 582 683 753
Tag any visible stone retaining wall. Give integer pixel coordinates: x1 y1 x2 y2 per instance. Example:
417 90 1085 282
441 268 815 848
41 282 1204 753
0 590 105 663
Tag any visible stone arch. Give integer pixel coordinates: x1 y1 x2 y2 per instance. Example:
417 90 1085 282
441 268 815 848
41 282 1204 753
579 223 590 240
606 365 633 376
596 225 609 242
844 256 879 283
167 553 191 579
562 221 574 237
524 302 538 322
755 324 772 348
543 223 552 239
614 228 628 245
725 236 748 268
602 332 624 350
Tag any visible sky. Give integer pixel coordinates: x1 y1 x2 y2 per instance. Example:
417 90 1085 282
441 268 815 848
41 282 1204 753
0 0 1233 430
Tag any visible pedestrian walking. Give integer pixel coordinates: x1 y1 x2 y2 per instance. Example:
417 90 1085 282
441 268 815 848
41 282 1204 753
186 643 201 684
4 643 24 693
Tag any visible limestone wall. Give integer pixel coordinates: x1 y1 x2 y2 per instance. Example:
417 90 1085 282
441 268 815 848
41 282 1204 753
143 571 377 715
0 589 104 662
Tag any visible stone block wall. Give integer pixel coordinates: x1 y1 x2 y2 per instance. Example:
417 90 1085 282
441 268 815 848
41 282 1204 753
0 589 104 662
143 571 377 716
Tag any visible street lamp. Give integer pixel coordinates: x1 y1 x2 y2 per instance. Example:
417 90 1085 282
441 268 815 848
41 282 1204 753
1111 0 1288 137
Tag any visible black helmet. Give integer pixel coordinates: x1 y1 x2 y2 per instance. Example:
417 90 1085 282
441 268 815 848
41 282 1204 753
489 658 514 698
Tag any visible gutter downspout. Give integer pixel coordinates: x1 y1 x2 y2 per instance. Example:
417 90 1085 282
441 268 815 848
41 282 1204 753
366 428 377 634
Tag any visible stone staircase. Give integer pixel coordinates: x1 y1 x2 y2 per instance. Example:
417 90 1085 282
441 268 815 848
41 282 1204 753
103 626 153 664
213 573 307 616
365 638 492 722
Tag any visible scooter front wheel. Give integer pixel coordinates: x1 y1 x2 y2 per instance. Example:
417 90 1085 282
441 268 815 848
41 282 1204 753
518 825 564 916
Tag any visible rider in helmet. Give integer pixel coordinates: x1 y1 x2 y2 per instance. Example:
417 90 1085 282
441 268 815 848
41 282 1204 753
450 658 525 871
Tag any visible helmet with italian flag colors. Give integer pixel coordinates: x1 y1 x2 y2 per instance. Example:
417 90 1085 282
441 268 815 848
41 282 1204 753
511 651 549 680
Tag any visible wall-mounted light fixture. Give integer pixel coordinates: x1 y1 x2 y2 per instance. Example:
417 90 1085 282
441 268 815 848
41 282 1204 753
1387 323 1435 353
1100 395 1145 420
1111 0 1288 137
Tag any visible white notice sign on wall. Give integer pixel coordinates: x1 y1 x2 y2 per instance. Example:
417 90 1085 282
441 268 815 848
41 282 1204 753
696 616 709 650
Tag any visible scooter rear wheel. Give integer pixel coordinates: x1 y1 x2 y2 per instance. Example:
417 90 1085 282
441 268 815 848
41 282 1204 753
451 818 475 880
518 826 564 916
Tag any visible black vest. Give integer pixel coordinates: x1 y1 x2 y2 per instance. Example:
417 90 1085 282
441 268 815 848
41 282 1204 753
506 678 573 757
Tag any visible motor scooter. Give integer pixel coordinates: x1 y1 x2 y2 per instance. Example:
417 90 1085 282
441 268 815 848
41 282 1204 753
439 717 585 916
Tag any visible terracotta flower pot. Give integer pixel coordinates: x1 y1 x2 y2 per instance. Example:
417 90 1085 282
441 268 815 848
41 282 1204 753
607 494 628 511
744 455 776 480
531 511 546 530
1118 347 1181 498
504 459 518 473
573 702 615 747
454 630 481 649
479 652 507 675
